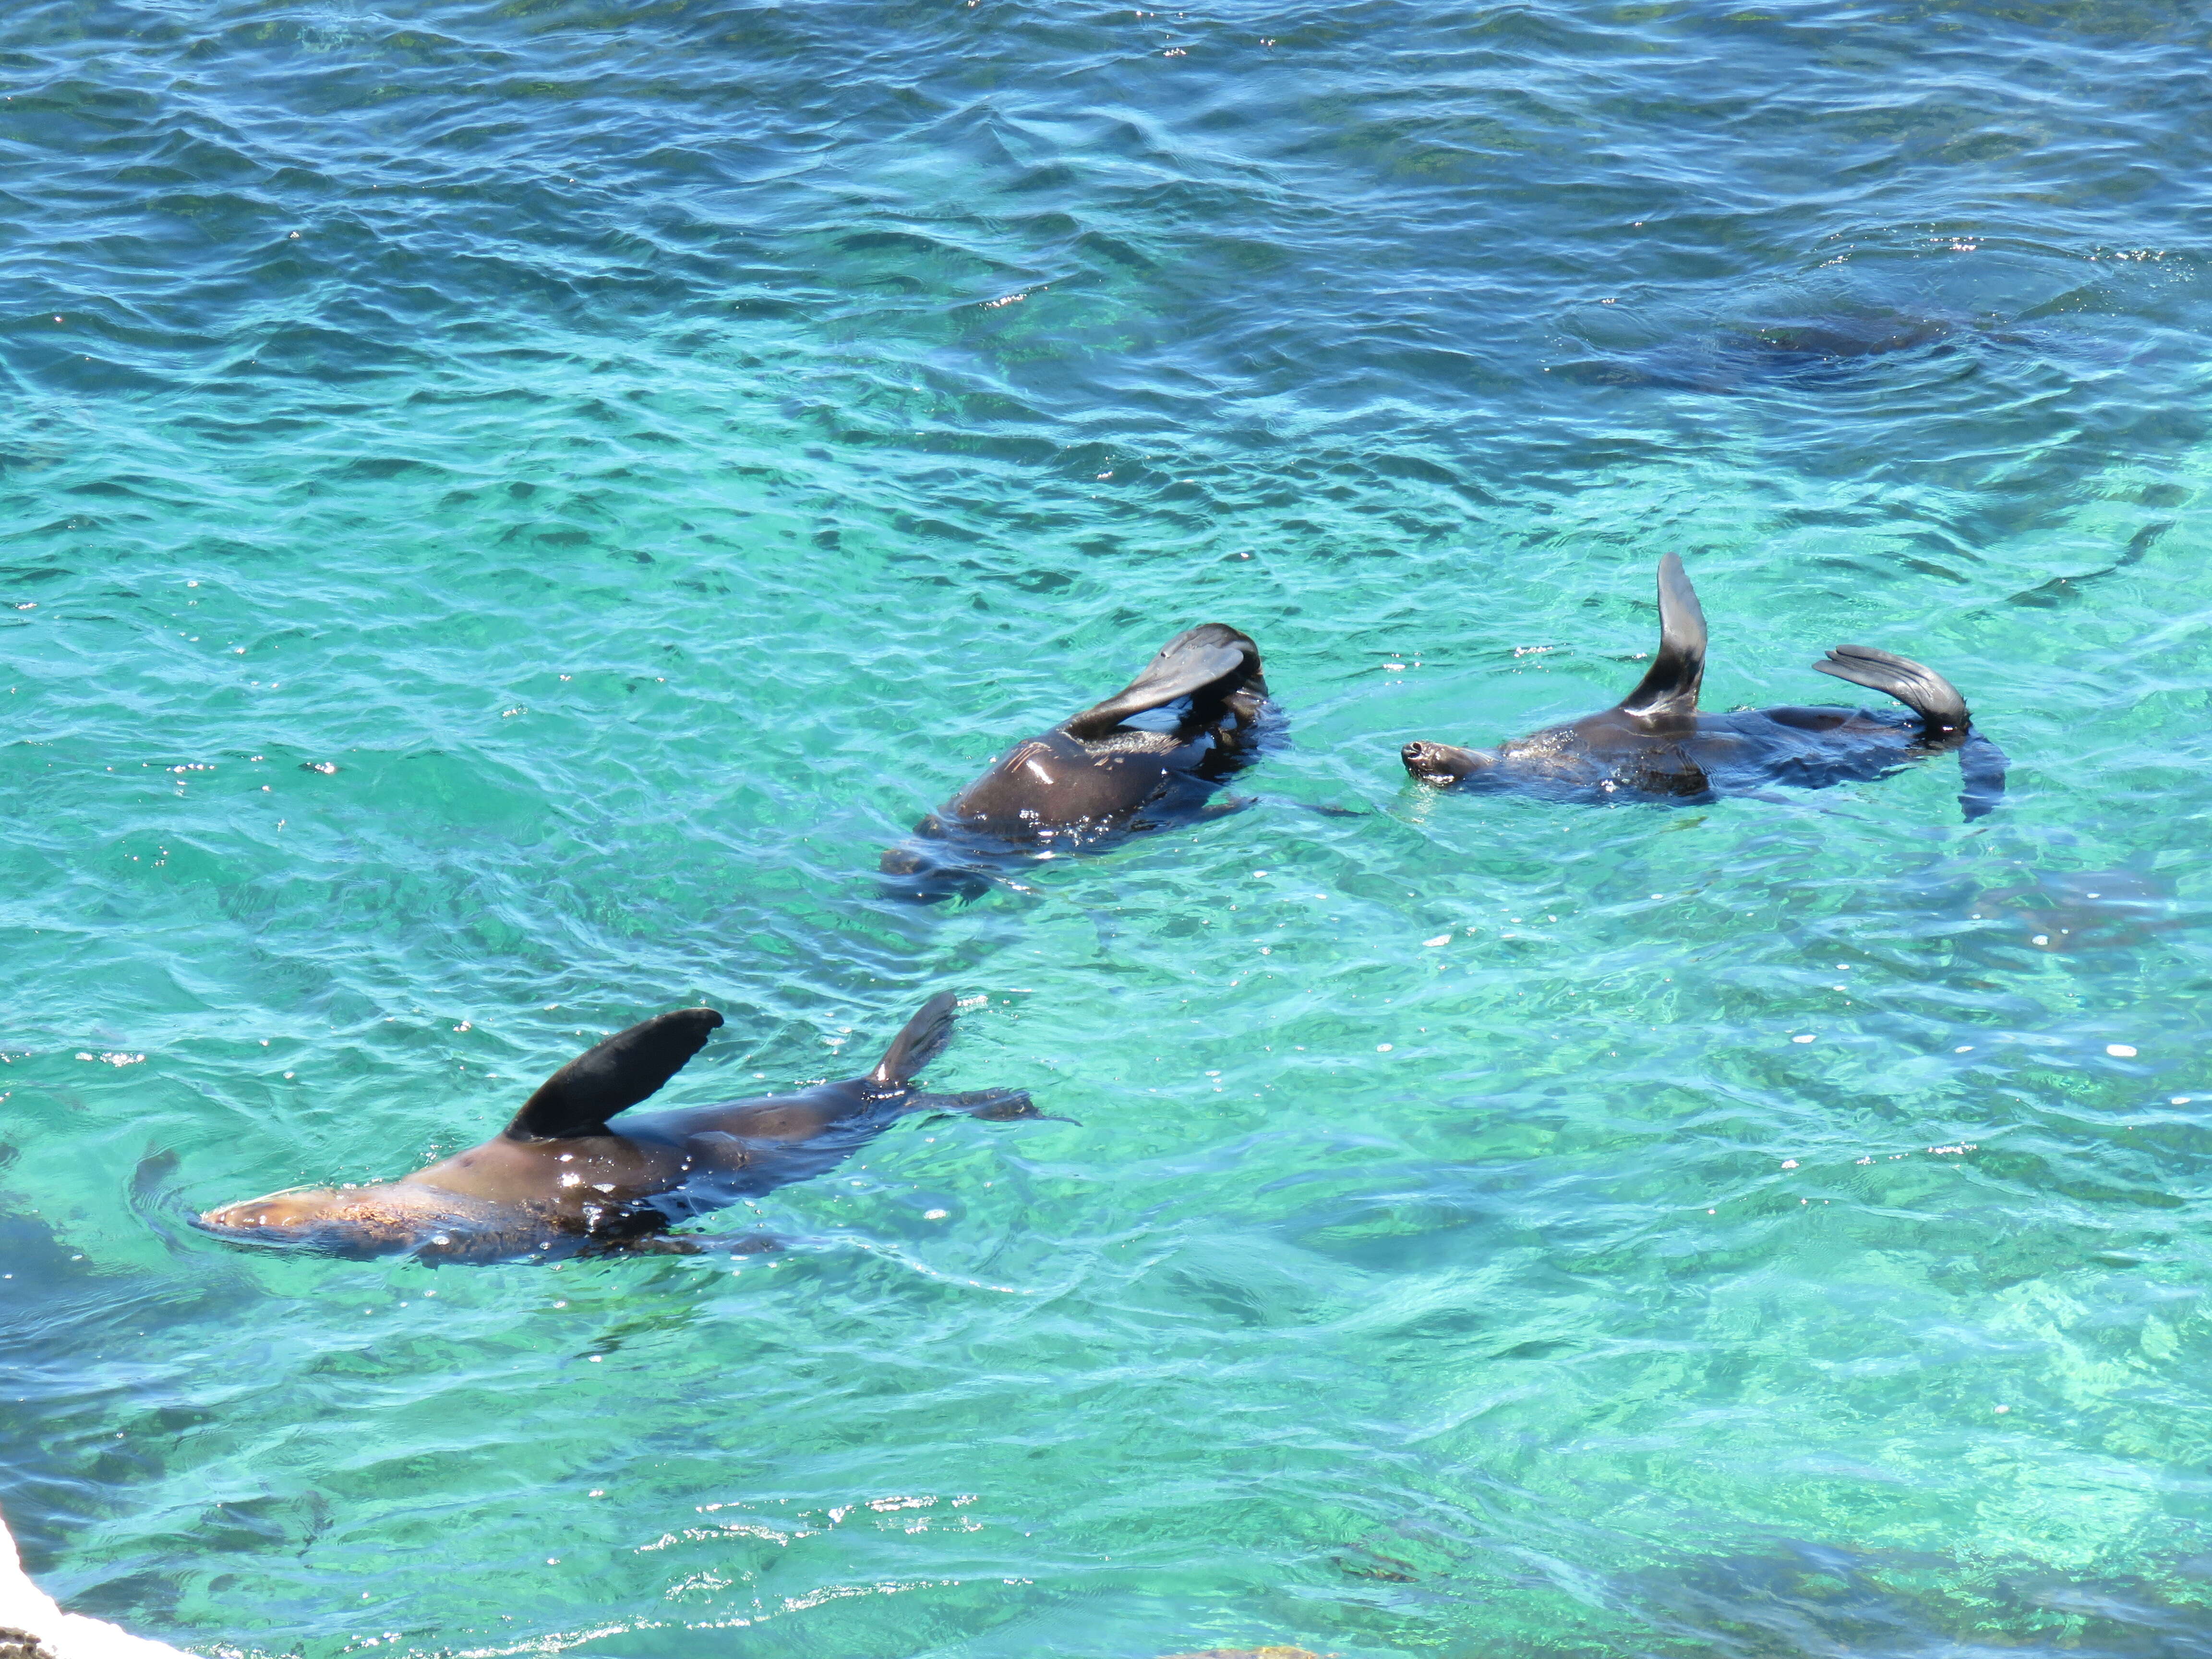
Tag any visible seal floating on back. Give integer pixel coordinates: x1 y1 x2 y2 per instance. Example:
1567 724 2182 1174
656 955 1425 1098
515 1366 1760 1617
882 623 1277 898
1401 554 2005 818
194 993 1042 1263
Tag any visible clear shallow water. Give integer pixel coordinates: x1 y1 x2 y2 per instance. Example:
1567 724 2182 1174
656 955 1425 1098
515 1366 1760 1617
3 0 2212 1653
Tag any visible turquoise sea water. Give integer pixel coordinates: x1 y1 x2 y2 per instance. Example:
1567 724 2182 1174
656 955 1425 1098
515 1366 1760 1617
5 0 2212 1653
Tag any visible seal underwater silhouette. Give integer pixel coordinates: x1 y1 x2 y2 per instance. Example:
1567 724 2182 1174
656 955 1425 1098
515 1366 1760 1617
1561 311 1972 393
882 623 1276 899
193 993 1043 1263
1401 554 2006 818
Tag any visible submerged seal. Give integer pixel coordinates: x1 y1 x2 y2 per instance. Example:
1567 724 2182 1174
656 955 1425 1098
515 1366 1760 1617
882 623 1276 898
193 993 1042 1263
1401 554 2006 817
1557 309 1996 393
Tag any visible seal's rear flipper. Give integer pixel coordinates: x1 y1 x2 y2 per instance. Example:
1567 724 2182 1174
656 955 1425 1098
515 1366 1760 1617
1616 553 1708 718
869 991 960 1086
506 1008 725 1141
1959 732 2007 820
1813 644 1969 731
1063 624 1262 739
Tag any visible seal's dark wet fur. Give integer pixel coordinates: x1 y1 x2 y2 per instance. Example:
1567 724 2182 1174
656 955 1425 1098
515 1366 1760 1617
883 623 1277 899
1402 555 2005 818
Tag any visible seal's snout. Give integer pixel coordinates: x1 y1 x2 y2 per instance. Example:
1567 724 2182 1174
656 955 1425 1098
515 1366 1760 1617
878 842 991 904
196 1183 481 1259
193 1188 339 1241
1401 740 1489 785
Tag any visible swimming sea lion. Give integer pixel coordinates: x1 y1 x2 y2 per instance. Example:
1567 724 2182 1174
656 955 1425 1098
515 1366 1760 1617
882 623 1276 898
193 993 1041 1263
1401 554 2006 817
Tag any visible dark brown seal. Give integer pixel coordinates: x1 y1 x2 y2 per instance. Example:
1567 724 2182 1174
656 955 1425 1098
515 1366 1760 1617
192 994 1042 1263
881 623 1276 899
1401 554 2006 818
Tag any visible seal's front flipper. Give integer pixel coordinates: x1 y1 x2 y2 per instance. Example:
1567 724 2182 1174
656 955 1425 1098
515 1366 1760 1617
952 1087 1059 1122
129 1147 198 1255
918 1087 1075 1125
581 1233 701 1258
132 1147 179 1200
1620 745 1711 799
1616 553 1708 719
1959 732 2008 820
869 991 960 1086
585 1232 786 1262
506 1008 725 1142
580 1233 785 1260
1063 624 1262 739
1813 644 1969 732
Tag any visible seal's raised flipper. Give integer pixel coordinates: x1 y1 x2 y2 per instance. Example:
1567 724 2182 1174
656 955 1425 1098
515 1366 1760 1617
505 1008 725 1142
1812 644 1969 731
1616 553 1707 719
868 991 960 1086
1063 624 1262 739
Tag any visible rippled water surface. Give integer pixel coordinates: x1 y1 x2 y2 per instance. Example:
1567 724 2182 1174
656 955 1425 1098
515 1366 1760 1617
5 0 2212 1654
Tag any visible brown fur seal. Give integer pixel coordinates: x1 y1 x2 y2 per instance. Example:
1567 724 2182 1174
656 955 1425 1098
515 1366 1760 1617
1401 554 2006 818
882 623 1278 899
192 993 1041 1263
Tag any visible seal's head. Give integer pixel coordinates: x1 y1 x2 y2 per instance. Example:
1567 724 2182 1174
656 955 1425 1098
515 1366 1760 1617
1401 740 1494 786
879 821 996 904
193 1182 484 1259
